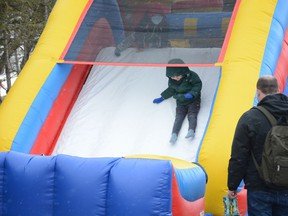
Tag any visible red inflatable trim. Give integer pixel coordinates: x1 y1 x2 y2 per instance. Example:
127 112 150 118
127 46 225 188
218 0 241 63
172 0 223 12
30 64 91 155
237 188 247 216
31 12 117 155
274 30 288 93
172 170 205 216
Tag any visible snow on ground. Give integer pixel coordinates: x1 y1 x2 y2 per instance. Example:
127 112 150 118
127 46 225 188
54 47 220 162
0 75 17 99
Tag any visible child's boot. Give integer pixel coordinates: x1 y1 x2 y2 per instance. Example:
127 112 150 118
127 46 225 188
185 129 195 139
169 133 178 144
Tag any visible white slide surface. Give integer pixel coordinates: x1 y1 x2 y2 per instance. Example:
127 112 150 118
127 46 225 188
54 48 220 161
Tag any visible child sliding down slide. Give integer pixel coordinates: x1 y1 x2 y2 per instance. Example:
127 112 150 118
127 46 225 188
153 58 202 144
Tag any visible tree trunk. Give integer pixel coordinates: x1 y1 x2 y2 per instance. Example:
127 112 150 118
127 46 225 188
4 37 12 92
20 44 31 70
14 49 21 75
44 0 49 21
4 65 11 93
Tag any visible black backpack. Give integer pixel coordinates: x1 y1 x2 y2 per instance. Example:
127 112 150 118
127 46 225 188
252 106 288 188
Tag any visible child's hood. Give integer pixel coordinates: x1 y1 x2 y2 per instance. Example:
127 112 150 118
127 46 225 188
166 66 189 78
166 58 190 78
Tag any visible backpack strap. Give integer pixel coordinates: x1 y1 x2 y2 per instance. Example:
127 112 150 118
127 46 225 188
251 106 277 177
255 106 277 126
251 150 261 177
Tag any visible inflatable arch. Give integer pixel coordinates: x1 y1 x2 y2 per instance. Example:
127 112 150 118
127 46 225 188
0 0 288 215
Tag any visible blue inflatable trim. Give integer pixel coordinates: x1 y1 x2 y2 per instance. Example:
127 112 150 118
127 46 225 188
11 64 73 153
0 152 174 216
174 166 206 202
260 0 288 77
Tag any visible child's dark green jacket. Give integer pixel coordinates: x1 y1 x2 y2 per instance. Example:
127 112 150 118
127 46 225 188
161 66 202 105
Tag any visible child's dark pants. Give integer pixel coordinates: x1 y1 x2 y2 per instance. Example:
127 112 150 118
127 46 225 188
172 100 200 135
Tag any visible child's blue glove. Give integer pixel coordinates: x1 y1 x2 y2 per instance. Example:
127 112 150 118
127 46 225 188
153 97 164 104
184 93 193 99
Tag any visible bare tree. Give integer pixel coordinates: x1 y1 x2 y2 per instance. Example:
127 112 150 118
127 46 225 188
0 0 56 102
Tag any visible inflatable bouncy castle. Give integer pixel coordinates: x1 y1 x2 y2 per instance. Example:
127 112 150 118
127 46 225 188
0 0 288 215
0 151 207 215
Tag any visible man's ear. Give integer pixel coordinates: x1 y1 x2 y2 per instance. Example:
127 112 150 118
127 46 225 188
256 89 261 98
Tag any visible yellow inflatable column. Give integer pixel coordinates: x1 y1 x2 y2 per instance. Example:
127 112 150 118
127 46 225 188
198 0 277 215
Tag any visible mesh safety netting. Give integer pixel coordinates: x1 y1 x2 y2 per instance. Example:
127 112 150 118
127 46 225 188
62 0 236 64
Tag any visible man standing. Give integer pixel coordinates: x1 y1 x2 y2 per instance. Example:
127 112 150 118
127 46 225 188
227 75 288 215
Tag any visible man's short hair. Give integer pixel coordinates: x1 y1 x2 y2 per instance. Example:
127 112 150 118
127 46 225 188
257 75 278 94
